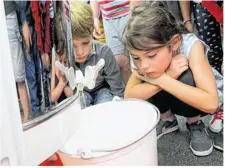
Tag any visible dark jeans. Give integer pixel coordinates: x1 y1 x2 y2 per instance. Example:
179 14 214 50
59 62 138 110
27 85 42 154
84 88 113 107
148 70 207 118
23 26 42 113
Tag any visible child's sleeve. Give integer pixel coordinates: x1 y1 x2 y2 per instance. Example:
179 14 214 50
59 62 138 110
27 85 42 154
101 46 125 98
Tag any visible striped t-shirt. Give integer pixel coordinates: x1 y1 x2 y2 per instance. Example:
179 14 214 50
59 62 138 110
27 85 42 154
98 0 130 19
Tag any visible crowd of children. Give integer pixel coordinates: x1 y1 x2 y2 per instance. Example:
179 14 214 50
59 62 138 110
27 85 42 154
4 0 223 158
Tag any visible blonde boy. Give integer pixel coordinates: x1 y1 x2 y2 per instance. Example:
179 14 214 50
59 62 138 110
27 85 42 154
70 2 124 106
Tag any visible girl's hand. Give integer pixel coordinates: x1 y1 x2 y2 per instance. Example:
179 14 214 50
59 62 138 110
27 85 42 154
59 74 68 87
56 68 68 87
166 54 189 79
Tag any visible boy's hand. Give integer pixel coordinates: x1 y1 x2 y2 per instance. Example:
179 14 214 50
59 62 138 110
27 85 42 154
93 18 104 39
166 54 188 79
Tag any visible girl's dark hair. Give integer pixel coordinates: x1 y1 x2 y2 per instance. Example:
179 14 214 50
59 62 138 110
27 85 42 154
122 1 187 51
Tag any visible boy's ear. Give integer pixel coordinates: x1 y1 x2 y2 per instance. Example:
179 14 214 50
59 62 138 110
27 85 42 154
170 34 182 52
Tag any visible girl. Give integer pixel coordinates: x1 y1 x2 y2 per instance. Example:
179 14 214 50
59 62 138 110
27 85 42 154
122 2 222 156
50 49 73 104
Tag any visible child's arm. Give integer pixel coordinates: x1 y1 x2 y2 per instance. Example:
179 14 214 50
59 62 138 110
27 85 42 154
50 51 57 101
51 76 68 103
90 1 104 39
155 41 219 113
179 0 193 32
124 71 162 99
102 46 125 98
179 0 191 21
50 53 67 103
63 86 73 98
125 54 188 99
90 1 100 19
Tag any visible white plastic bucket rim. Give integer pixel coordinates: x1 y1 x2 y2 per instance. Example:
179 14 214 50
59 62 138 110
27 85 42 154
59 99 160 160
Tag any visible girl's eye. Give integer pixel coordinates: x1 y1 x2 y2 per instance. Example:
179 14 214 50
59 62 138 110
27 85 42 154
148 54 156 58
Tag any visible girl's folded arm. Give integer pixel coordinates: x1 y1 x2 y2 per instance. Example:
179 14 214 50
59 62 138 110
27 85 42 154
159 41 219 113
124 71 162 100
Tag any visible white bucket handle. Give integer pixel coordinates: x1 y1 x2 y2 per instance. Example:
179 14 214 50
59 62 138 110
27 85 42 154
60 99 160 160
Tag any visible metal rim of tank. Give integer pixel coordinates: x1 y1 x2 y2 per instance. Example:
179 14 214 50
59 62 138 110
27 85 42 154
23 90 79 131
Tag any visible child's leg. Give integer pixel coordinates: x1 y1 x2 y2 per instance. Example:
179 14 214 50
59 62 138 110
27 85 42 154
93 88 113 105
209 108 223 133
148 90 179 139
102 16 131 85
6 11 30 122
213 128 223 151
169 70 208 119
150 90 174 120
24 26 41 116
150 70 213 156
167 70 213 156
83 91 93 107
117 15 132 84
17 81 30 122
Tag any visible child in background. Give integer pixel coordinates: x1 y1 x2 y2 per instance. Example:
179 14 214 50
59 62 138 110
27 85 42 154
123 2 223 156
50 49 73 104
18 1 42 119
53 2 124 107
179 0 223 73
4 1 30 122
91 0 131 84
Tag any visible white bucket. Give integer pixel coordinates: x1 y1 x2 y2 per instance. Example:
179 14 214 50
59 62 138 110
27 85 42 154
57 99 160 166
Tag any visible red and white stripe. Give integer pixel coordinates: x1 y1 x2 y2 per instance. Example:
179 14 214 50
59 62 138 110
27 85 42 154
98 0 130 19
